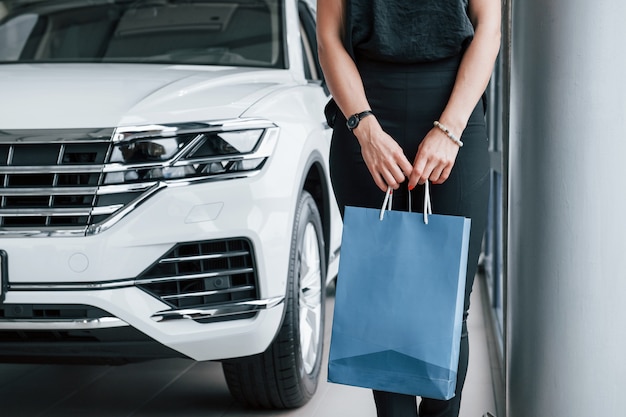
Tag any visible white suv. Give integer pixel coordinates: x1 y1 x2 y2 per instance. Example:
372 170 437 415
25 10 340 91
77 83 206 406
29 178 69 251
0 0 341 409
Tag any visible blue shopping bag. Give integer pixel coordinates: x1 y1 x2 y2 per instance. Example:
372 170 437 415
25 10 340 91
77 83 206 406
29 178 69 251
328 184 471 400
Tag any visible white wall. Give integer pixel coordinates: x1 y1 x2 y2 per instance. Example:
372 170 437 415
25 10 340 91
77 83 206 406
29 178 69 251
507 1 626 416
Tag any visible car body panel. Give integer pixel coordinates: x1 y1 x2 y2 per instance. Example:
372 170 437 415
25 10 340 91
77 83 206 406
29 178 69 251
0 64 298 129
0 0 343 364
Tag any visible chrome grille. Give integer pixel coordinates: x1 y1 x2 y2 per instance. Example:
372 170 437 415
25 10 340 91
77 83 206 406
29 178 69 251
136 239 259 322
0 129 114 231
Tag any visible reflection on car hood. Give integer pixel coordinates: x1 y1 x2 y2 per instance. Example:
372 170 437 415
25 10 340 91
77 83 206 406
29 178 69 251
0 63 295 129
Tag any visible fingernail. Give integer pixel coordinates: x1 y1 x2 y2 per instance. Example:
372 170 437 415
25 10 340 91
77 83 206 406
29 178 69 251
408 185 414 191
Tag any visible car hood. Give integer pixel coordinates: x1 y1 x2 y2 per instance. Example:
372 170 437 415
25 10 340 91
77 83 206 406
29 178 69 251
0 63 296 129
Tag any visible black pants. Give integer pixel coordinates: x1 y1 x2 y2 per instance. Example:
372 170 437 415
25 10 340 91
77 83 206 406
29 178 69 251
329 55 490 417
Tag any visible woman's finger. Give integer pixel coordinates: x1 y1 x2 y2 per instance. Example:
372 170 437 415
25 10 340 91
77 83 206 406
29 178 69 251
430 164 446 183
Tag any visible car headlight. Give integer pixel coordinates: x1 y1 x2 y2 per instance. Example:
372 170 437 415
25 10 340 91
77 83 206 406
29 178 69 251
103 120 278 185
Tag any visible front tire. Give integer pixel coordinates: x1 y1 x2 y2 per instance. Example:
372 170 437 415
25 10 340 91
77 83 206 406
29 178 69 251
222 190 326 409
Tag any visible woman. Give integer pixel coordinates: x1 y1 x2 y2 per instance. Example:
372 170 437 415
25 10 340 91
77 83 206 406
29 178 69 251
317 1 501 416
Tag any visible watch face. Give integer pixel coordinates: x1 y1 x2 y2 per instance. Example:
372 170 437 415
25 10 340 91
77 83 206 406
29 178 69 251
346 115 358 130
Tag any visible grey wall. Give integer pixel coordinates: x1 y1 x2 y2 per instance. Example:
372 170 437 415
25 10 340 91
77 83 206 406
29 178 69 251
507 0 626 416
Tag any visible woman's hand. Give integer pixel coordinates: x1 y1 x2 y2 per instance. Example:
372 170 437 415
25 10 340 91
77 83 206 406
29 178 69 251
408 126 461 188
353 116 413 192
402 0 500 191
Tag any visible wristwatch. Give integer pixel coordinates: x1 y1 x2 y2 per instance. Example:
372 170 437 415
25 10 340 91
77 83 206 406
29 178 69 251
346 110 374 131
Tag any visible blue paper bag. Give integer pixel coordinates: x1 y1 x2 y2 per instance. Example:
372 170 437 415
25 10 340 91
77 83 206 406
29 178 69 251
328 192 471 400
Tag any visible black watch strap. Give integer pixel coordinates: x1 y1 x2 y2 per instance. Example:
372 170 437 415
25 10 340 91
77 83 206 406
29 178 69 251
346 110 374 131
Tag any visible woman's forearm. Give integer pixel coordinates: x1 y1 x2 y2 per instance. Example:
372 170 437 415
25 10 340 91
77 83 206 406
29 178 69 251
316 0 371 119
438 0 502 136
317 0 414 190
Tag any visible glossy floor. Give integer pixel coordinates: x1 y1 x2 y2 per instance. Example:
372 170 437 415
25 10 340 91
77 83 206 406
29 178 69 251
0 276 502 417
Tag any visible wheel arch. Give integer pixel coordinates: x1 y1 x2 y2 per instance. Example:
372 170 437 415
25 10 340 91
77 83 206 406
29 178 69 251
298 151 332 274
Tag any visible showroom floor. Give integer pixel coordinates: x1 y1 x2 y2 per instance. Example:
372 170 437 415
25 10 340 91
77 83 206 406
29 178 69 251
0 277 501 417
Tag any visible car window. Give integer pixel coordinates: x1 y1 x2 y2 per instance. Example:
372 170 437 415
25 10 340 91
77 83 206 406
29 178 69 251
297 0 321 82
299 24 315 80
0 0 285 68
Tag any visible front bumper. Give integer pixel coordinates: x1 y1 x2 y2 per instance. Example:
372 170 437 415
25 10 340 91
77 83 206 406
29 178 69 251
0 174 295 362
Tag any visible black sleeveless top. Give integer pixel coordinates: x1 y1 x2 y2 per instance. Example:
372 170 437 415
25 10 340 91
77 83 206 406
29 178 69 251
347 0 474 63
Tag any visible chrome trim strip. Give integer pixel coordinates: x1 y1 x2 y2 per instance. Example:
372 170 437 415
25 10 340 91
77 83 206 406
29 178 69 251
101 153 267 174
160 285 255 301
6 266 253 290
0 208 93 216
86 182 166 236
95 182 159 194
159 250 250 263
90 204 125 216
0 205 121 217
0 317 129 330
8 281 134 291
150 296 284 322
0 128 115 143
0 165 103 174
112 119 276 142
135 267 254 285
0 186 99 196
0 183 157 198
0 227 89 238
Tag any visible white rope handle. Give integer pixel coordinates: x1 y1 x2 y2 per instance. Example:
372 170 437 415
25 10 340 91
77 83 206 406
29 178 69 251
379 186 393 220
423 180 432 224
379 181 432 223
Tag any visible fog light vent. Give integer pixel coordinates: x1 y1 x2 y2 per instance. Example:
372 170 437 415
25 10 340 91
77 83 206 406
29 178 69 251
136 238 259 321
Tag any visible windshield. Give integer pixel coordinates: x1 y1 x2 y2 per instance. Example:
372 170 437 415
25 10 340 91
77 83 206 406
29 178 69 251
0 0 285 67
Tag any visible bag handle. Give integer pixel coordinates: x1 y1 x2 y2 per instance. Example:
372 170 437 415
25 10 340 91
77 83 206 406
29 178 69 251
379 181 433 223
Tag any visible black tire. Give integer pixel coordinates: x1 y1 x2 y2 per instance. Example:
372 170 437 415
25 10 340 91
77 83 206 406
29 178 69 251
222 190 326 409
